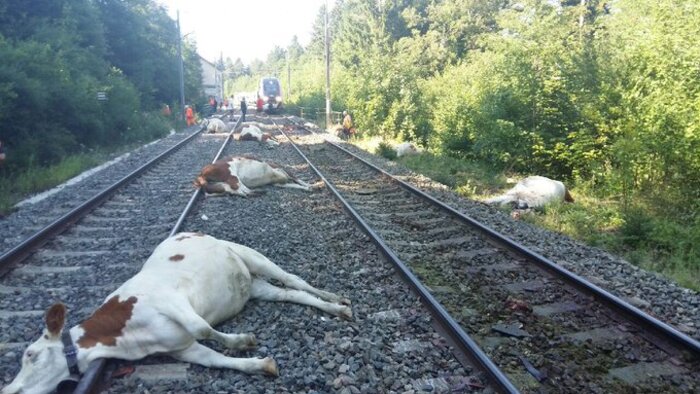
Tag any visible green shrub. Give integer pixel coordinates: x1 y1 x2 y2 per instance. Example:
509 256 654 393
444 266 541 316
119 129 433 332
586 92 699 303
376 141 397 160
620 208 654 248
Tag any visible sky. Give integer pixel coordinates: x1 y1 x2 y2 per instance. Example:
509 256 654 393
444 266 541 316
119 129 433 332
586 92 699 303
157 0 330 64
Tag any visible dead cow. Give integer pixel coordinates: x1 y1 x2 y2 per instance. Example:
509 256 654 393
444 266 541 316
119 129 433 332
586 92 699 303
1 233 352 394
485 175 574 209
395 142 420 157
194 155 311 197
204 118 230 134
239 125 279 148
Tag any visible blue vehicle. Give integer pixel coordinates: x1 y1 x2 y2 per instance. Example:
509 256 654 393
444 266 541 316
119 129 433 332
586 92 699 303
256 77 283 113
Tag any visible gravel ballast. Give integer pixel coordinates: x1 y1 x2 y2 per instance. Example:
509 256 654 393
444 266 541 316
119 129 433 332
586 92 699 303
2 115 697 393
315 127 700 342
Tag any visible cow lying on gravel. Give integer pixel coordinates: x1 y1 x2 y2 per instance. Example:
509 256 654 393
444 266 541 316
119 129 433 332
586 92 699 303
484 175 574 209
1 233 352 394
204 118 230 134
239 125 279 148
194 155 311 197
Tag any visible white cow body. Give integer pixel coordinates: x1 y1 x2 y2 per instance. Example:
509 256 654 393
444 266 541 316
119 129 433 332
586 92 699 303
239 125 279 147
206 118 229 134
395 142 420 157
485 176 574 209
194 156 311 197
2 233 351 394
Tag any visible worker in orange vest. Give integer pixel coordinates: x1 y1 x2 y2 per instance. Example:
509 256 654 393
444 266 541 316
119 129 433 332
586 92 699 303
0 140 6 165
185 105 195 126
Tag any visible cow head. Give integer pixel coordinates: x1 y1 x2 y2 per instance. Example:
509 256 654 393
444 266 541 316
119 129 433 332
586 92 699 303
2 304 73 394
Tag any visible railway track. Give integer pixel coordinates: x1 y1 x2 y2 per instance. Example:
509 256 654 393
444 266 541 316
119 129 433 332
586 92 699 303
3 114 478 393
103 115 476 393
1 113 697 393
0 127 205 255
0 116 240 392
272 117 700 393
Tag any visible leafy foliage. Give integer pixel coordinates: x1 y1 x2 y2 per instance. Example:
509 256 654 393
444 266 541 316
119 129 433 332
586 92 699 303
221 0 700 287
222 0 699 227
0 0 202 173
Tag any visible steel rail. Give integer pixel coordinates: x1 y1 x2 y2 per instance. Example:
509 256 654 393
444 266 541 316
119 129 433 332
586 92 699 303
169 114 242 237
0 125 205 394
319 139 700 358
73 115 241 394
0 126 205 278
273 121 520 394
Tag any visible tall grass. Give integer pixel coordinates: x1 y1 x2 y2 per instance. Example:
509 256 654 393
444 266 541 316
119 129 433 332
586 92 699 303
355 137 700 291
0 154 104 216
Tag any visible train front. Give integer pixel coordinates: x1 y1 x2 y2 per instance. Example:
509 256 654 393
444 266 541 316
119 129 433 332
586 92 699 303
258 78 283 113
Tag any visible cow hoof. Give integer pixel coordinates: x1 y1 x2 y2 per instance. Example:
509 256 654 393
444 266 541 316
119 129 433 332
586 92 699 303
339 306 353 321
263 357 279 377
244 334 257 350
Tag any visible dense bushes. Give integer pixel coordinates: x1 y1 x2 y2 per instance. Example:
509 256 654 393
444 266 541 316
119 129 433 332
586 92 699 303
276 0 698 222
0 0 202 174
225 0 698 223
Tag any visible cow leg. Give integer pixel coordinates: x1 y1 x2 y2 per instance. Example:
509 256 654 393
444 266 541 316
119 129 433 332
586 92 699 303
270 169 311 191
170 342 278 376
204 179 253 197
273 182 311 191
251 279 352 320
202 181 251 198
158 300 256 350
232 244 350 305
224 176 256 197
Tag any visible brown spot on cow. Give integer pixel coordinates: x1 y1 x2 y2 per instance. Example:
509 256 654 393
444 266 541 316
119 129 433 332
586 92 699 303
226 175 240 189
239 133 258 141
78 296 137 348
175 235 190 241
169 254 185 262
45 303 66 336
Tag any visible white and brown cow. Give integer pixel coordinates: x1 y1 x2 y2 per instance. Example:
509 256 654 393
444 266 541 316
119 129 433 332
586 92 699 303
1 233 352 394
194 155 311 197
484 175 574 209
204 118 230 134
239 125 279 148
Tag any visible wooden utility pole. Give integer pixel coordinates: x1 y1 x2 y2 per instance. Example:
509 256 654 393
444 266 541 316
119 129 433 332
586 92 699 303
287 53 291 102
324 0 331 129
177 10 186 124
579 0 586 41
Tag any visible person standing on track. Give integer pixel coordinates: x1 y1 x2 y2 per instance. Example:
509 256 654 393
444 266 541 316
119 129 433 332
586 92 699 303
185 105 195 126
240 98 247 122
208 96 217 116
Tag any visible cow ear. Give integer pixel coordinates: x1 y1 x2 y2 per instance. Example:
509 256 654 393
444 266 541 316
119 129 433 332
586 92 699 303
45 303 67 338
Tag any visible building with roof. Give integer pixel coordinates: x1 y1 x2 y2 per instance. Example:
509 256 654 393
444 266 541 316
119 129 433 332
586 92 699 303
199 55 223 101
